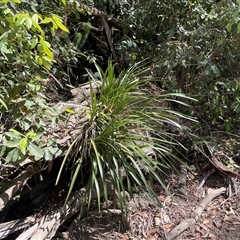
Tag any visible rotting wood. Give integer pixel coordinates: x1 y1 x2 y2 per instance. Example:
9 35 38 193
41 81 101 148
166 187 226 240
0 82 101 239
0 216 36 240
0 80 159 239
0 163 40 211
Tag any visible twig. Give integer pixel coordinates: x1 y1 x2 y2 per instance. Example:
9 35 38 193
101 17 120 74
44 69 64 89
220 187 240 205
197 168 216 190
160 196 171 239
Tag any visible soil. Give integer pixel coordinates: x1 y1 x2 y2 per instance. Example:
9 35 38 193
52 169 240 240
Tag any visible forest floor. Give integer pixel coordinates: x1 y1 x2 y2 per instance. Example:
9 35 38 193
2 82 240 240
65 169 240 240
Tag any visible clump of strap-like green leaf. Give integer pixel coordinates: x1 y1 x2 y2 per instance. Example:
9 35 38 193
56 61 196 215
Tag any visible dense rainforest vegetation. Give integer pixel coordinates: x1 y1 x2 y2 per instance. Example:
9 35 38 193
0 0 240 239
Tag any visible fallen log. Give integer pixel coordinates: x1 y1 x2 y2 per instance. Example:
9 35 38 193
0 162 40 212
15 168 128 240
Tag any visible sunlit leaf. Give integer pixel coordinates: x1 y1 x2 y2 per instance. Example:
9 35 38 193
54 20 69 32
26 131 37 138
40 17 53 24
50 22 58 33
60 0 66 6
65 108 75 114
25 16 32 29
15 13 26 26
0 98 7 110
31 38 38 49
19 138 28 154
9 128 24 136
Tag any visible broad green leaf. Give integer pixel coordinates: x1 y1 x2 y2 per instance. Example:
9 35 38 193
25 17 32 29
54 148 62 157
37 43 44 53
0 146 6 157
0 98 7 110
0 43 12 59
45 149 53 161
6 149 19 162
19 138 27 154
28 143 44 161
3 139 20 148
4 132 21 139
24 121 31 131
42 57 52 69
40 40 50 48
54 20 69 32
32 17 43 34
36 56 43 65
9 128 24 136
15 14 26 26
226 22 233 33
32 13 40 23
225 121 231 132
39 40 53 58
43 45 53 58
49 147 60 154
0 31 9 41
51 22 58 33
51 14 62 21
40 17 52 24
60 0 66 6
9 85 21 99
3 7 11 14
31 38 38 49
26 131 37 138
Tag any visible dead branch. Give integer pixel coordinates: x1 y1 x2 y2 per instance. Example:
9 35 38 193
101 17 120 74
197 168 216 190
166 187 226 240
